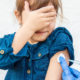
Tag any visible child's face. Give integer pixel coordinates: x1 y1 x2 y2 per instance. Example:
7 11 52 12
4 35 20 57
14 2 56 44
28 2 56 44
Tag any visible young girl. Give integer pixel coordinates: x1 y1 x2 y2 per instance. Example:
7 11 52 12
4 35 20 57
0 0 74 80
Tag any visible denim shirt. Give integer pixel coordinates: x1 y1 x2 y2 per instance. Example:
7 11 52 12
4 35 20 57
0 27 74 80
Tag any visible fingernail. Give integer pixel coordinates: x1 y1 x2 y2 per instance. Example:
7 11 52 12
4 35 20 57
51 6 54 8
25 1 28 4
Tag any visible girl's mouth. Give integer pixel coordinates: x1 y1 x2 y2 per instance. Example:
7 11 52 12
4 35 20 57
35 31 48 34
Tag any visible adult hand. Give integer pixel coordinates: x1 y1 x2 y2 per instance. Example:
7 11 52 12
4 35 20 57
59 56 80 80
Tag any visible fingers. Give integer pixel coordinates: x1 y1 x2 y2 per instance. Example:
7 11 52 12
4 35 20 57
77 77 80 80
69 67 80 78
59 56 71 75
62 71 73 80
39 10 56 23
43 17 56 23
24 1 30 12
43 11 57 17
37 6 54 13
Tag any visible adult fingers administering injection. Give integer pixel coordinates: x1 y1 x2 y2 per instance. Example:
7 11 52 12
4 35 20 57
58 53 80 80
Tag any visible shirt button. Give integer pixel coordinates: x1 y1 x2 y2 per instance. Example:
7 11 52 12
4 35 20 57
27 69 31 74
38 53 42 57
28 58 30 62
0 50 4 54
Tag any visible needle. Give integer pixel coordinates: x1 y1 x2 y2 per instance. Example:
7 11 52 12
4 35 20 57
69 59 80 65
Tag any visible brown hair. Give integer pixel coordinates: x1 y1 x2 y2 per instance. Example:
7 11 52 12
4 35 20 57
16 0 62 16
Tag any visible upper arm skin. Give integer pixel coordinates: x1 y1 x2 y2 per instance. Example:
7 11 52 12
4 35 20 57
45 49 70 80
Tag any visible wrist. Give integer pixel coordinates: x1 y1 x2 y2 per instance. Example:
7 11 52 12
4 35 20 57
22 23 35 34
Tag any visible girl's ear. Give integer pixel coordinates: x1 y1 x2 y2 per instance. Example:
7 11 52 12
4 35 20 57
14 10 22 25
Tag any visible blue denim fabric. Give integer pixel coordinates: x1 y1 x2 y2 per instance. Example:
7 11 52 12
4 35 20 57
0 27 74 80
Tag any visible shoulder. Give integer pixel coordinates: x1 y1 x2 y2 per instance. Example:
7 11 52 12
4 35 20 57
0 32 16 47
0 32 16 40
48 27 73 44
3 32 16 38
0 32 16 39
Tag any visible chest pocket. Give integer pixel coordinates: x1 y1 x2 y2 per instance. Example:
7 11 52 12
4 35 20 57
32 49 50 71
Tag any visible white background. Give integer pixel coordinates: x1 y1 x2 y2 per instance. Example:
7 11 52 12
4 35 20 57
0 0 80 80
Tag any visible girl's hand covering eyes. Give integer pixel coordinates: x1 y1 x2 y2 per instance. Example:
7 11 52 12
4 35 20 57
22 1 57 33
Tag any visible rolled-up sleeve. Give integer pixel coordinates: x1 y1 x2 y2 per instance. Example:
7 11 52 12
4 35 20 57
49 27 74 66
0 32 28 69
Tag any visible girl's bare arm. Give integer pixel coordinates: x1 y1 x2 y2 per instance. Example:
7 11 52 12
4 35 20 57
45 49 70 80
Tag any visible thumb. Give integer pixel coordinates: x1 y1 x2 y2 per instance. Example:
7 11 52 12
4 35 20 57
24 1 30 12
59 56 71 75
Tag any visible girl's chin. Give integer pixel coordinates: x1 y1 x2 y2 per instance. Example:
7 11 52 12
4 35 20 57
30 32 50 43
31 37 48 42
